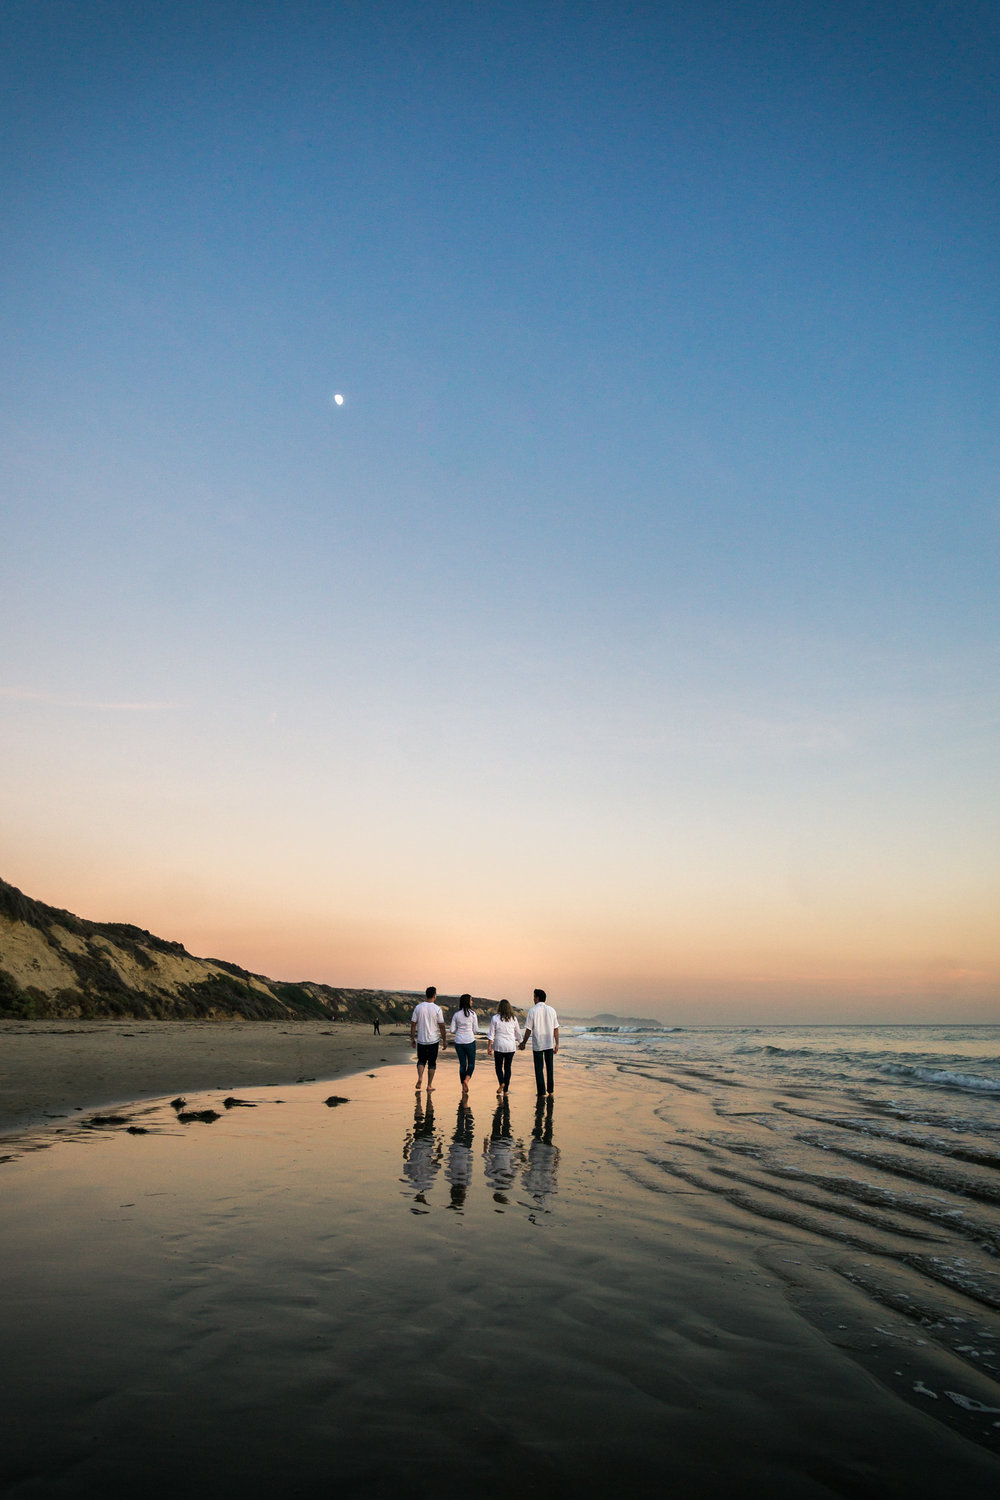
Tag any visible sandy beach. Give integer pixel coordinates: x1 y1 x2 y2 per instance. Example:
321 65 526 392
0 1019 409 1135
2 1025 1000 1498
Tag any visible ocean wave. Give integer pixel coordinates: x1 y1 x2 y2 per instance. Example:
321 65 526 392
879 1063 1000 1095
733 1044 815 1057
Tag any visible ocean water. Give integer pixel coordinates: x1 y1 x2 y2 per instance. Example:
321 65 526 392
572 1024 1000 1414
572 1020 1000 1116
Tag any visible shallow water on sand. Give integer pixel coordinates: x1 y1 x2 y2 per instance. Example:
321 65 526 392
2 1047 1000 1499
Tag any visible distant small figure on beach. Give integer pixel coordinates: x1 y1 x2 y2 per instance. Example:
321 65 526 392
487 999 523 1096
449 993 479 1099
411 986 447 1091
520 988 559 1096
372 1016 381 1035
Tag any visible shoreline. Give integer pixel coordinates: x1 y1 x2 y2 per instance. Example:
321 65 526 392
0 1018 412 1136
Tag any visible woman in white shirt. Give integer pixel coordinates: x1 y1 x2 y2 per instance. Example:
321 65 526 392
486 999 523 1096
449 994 479 1096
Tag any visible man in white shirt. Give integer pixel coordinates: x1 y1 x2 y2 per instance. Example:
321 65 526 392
410 985 447 1091
519 988 559 1096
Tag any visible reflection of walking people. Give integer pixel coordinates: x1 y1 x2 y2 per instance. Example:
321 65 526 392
483 1097 521 1203
487 999 523 1096
445 1102 476 1210
411 986 447 1091
520 988 559 1096
449 993 479 1100
402 1096 442 1206
523 1095 560 1211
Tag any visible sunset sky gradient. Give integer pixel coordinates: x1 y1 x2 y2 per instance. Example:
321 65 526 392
2 1 997 1021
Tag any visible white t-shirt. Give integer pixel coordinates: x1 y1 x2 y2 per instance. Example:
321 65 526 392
412 1000 445 1044
487 1014 524 1052
524 1002 558 1051
449 1009 479 1043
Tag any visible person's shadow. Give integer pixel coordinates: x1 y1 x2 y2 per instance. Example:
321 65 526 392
522 1096 559 1215
445 1102 476 1210
401 1096 442 1211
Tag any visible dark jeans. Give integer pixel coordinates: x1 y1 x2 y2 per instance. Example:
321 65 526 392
493 1050 513 1090
454 1041 476 1081
532 1048 554 1095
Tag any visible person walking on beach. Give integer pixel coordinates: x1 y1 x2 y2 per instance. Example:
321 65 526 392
520 988 559 1096
411 986 447 1091
372 1015 381 1035
486 999 523 1096
448 993 479 1100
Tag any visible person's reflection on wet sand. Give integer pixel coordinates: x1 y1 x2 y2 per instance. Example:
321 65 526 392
522 1096 560 1214
445 1102 476 1210
401 1096 442 1211
483 1097 522 1205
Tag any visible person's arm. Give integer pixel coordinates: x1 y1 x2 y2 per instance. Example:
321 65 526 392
553 1026 559 1054
438 1010 447 1046
519 1025 531 1052
410 1017 417 1048
486 1016 495 1054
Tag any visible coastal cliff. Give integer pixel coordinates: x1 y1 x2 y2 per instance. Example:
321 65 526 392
0 878 419 1023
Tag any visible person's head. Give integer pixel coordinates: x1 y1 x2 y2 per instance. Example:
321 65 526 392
459 992 472 1016
498 999 513 1022
533 988 546 1004
425 985 437 1000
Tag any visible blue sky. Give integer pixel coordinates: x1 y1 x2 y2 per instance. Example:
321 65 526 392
2 1 997 1019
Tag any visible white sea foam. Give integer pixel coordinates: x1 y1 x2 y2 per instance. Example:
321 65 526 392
880 1063 1000 1095
945 1391 1000 1413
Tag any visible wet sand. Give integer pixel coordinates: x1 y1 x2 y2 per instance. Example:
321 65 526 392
0 1019 409 1134
2 1049 1000 1499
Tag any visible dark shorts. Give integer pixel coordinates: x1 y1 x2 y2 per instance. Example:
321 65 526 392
416 1042 440 1066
